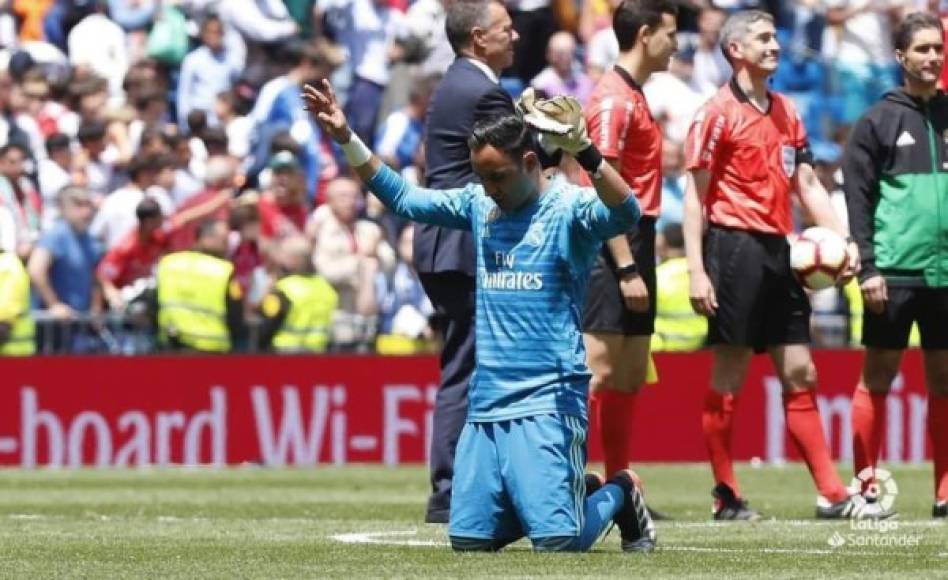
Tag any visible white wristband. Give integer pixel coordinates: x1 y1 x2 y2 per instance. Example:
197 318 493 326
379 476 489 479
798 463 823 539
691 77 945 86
341 132 372 167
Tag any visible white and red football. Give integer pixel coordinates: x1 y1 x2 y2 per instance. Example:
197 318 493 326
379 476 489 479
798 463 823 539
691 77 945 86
790 227 849 290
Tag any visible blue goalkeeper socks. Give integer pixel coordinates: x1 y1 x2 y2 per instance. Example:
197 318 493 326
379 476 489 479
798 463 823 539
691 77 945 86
578 483 625 550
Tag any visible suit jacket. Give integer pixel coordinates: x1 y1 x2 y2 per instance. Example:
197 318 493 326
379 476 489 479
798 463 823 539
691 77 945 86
414 57 515 276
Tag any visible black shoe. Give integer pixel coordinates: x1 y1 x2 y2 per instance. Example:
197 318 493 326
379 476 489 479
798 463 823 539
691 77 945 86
426 490 450 524
610 469 657 553
585 472 605 497
425 510 449 524
934 502 947 518
712 483 762 521
815 495 895 520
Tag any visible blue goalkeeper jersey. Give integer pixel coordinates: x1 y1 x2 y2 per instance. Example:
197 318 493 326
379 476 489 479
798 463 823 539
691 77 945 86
367 164 640 421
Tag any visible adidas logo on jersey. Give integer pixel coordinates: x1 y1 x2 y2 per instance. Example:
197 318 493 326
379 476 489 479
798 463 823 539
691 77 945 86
896 131 916 147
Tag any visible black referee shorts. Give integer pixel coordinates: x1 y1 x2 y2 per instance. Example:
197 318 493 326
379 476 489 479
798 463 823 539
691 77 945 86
704 225 810 353
582 217 656 336
863 286 948 349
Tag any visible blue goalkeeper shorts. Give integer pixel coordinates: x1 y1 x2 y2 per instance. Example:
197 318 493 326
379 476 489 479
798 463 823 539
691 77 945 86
448 414 587 541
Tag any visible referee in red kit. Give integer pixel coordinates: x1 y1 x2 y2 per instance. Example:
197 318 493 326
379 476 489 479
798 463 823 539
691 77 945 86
682 9 885 520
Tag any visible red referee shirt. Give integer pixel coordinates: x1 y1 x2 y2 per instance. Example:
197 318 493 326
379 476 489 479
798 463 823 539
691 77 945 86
685 79 810 235
584 66 662 217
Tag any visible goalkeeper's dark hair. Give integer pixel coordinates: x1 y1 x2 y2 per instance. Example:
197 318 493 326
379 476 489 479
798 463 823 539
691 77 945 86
468 115 537 161
893 11 942 52
614 0 679 52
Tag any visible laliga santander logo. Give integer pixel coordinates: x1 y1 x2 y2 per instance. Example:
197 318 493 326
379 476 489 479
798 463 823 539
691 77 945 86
826 469 921 549
851 467 899 512
827 532 847 548
826 468 898 549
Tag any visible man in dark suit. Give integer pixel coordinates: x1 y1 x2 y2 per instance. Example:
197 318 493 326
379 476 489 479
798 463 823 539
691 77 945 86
417 0 519 524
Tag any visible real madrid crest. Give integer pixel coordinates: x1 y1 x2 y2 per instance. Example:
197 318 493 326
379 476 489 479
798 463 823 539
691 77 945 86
483 206 501 238
525 222 545 247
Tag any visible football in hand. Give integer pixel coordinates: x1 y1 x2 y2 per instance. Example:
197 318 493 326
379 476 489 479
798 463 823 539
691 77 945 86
790 227 849 290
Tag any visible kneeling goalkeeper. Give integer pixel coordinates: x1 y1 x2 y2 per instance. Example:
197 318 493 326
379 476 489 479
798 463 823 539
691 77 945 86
303 80 656 553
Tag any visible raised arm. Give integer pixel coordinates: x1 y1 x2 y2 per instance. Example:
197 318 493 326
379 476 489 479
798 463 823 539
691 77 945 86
518 89 632 208
588 154 638 209
302 80 473 230
513 89 640 240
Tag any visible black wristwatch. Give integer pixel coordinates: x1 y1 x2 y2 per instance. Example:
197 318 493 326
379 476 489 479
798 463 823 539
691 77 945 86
615 263 639 279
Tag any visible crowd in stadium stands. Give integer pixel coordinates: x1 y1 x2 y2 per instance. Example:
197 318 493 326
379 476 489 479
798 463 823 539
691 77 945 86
0 0 941 354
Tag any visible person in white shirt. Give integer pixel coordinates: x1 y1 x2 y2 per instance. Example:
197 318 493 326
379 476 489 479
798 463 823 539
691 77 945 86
585 0 622 82
177 14 243 128
37 133 73 229
74 121 112 197
405 0 454 76
220 0 298 44
220 0 299 88
822 0 902 124
90 154 176 249
691 7 731 95
168 132 204 206
67 5 129 107
643 47 708 143
587 28 619 81
320 0 407 142
214 89 253 160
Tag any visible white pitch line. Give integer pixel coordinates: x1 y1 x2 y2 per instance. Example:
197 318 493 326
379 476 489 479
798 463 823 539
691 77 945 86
662 546 841 556
331 529 944 557
332 530 447 547
666 520 946 529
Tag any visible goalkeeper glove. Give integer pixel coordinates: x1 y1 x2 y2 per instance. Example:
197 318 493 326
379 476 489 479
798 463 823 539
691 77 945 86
521 93 592 155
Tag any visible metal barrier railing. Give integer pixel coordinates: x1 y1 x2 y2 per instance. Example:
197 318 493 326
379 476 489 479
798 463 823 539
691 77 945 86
23 310 853 355
29 311 381 355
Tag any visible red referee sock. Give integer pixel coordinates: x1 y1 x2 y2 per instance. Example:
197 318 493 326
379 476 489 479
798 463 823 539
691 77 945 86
928 394 948 503
851 385 888 481
596 389 638 477
783 390 849 503
702 390 740 496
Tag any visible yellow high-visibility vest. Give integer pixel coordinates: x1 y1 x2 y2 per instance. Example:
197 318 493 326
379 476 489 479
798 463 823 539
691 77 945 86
272 274 338 353
156 251 233 352
652 257 707 352
0 252 34 356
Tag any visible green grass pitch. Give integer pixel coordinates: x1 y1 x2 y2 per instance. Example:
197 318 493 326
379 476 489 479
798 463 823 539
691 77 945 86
0 464 944 578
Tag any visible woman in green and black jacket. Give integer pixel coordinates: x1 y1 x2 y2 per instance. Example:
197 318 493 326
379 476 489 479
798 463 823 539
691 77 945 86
841 11 948 519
